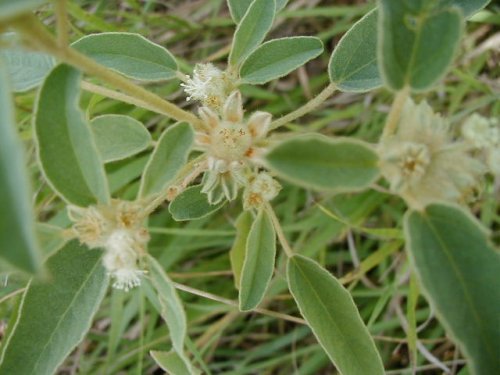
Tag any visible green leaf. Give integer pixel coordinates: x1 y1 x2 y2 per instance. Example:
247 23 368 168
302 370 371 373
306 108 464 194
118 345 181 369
378 0 464 91
404 203 500 375
90 115 151 163
35 64 110 206
229 0 276 67
229 211 253 289
265 134 380 192
139 122 194 199
147 256 187 355
329 9 382 92
72 32 178 81
150 351 194 375
240 37 323 84
228 0 288 23
239 209 276 311
169 185 225 221
287 255 384 375
439 0 491 18
0 34 55 92
0 0 46 21
0 241 108 375
0 62 42 274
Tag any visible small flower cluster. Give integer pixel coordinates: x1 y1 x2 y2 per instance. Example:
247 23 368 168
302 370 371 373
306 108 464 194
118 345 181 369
461 114 499 177
68 200 149 291
378 99 485 208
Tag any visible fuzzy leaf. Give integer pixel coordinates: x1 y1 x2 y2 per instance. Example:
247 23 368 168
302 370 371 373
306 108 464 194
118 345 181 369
229 211 253 289
287 255 385 375
229 0 276 67
329 9 382 92
440 0 491 18
0 0 46 21
240 37 323 84
90 115 151 163
0 62 42 274
35 64 110 206
239 209 276 311
150 350 199 375
228 0 288 23
169 185 225 221
72 32 178 81
405 203 500 375
265 135 380 192
378 0 464 91
139 122 194 198
0 241 108 375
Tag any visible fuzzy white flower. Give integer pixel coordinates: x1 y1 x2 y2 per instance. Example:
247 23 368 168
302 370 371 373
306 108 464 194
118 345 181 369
243 172 282 210
379 99 485 208
462 114 499 149
196 90 272 204
180 63 234 110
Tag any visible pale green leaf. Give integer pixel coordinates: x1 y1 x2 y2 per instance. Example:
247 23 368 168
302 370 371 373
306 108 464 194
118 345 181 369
378 1 464 91
139 122 194 198
0 62 42 274
440 0 491 18
239 209 276 311
0 34 55 92
0 0 46 21
265 134 380 192
329 9 382 92
228 0 288 23
287 255 385 375
150 350 200 375
240 37 323 84
147 255 186 355
35 64 110 206
0 241 108 375
229 0 276 67
229 211 253 289
405 203 500 375
72 32 178 81
169 185 225 221
91 115 151 163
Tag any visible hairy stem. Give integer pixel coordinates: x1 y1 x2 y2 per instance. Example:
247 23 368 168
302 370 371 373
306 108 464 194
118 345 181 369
381 87 410 139
264 203 294 258
55 0 69 48
269 83 337 130
11 15 202 128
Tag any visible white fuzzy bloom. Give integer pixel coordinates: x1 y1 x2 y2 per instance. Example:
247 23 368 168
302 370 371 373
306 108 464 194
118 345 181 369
487 146 500 176
462 114 499 149
243 172 282 210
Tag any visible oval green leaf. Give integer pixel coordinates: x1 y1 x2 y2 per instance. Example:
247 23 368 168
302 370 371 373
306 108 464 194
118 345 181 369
229 0 276 67
439 0 491 18
0 34 55 92
72 32 178 81
91 114 151 163
329 9 382 92
151 350 200 375
35 64 110 206
169 184 225 221
404 203 500 375
0 0 46 21
139 122 194 199
287 254 385 375
0 241 108 375
240 37 323 84
147 255 186 355
265 134 380 192
228 0 288 23
229 210 253 289
378 1 464 91
239 209 276 311
0 62 42 274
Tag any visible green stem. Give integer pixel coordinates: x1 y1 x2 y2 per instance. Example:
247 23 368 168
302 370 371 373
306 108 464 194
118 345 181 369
55 0 69 48
381 87 410 139
264 202 294 258
11 15 202 128
269 83 337 130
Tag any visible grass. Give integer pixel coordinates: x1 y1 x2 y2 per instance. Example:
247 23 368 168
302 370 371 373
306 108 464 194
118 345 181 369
1 0 499 374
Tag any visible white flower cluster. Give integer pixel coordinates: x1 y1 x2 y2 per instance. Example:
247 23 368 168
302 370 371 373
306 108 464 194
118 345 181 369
462 114 500 176
379 99 485 208
68 200 149 292
243 172 282 210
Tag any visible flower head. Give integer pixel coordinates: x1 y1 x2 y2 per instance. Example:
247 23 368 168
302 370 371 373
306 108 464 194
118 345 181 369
196 91 272 204
243 172 282 210
379 99 485 208
68 200 149 291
